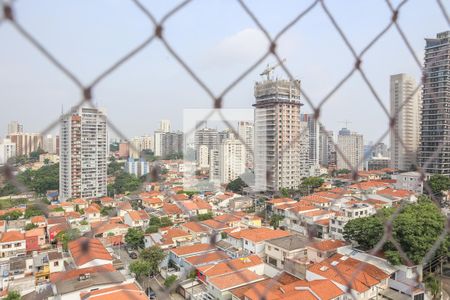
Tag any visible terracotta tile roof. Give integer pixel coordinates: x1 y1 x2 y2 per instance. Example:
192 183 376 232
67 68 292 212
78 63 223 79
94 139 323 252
214 214 241 223
309 239 346 251
25 227 45 237
85 205 100 214
173 194 189 201
201 219 229 230
50 264 115 283
170 243 216 256
65 211 81 219
80 282 148 300
143 197 163 205
314 218 330 226
117 201 132 211
185 250 229 266
93 223 129 236
73 198 88 205
182 221 209 233
301 195 332 203
31 215 46 224
47 216 66 225
281 279 344 300
160 228 191 245
267 198 295 205
0 231 24 242
209 269 264 290
376 187 412 198
127 210 149 221
301 209 332 217
348 181 390 191
162 203 183 215
313 192 342 199
197 255 263 277
229 228 290 243
100 197 113 203
308 253 389 293
68 237 112 266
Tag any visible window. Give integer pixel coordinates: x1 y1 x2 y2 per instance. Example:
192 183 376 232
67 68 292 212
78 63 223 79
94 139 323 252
54 261 59 266
414 294 424 300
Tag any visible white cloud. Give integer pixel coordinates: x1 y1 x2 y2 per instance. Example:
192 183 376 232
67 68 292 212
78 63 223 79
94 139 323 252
202 28 269 68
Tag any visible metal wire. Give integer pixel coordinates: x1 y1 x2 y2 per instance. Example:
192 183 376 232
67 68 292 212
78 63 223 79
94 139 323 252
0 0 449 299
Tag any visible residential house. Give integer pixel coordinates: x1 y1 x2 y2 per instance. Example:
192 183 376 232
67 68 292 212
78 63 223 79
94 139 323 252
227 228 291 256
124 210 150 229
0 231 25 259
306 253 390 300
25 227 46 252
67 237 113 269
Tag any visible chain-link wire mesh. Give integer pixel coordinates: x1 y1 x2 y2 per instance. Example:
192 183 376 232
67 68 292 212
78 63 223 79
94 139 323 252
0 0 450 299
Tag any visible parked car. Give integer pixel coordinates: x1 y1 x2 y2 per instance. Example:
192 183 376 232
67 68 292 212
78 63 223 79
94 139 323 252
125 246 138 259
146 287 156 299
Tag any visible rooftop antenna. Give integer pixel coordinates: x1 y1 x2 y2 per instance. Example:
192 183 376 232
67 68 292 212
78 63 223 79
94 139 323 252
260 58 286 80
339 120 352 128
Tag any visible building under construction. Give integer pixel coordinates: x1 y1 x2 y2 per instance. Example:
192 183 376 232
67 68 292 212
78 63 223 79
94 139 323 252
253 65 303 192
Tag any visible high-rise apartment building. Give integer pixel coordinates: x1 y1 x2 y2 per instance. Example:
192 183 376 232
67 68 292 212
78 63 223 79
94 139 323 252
7 121 23 135
194 128 219 164
254 77 302 191
0 139 16 165
161 132 183 158
420 31 450 175
7 132 43 156
319 128 336 168
390 74 420 171
219 135 246 184
299 120 311 178
337 128 364 171
159 119 171 133
118 142 130 158
301 114 320 167
238 121 254 168
42 134 59 155
59 106 108 201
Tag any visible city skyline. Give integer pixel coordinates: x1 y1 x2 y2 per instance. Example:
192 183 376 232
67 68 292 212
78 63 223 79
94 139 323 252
0 1 448 144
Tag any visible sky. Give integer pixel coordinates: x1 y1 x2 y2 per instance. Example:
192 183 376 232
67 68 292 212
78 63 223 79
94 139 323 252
0 0 448 144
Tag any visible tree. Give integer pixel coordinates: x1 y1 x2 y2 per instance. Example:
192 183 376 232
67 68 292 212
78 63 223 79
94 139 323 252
24 206 44 219
25 223 38 231
129 259 152 279
425 274 441 300
280 188 290 198
226 177 248 193
301 177 325 191
125 228 144 250
107 157 123 175
111 171 141 194
343 216 384 250
149 216 161 227
55 228 81 250
160 216 173 227
145 225 159 234
197 212 213 221
427 174 450 196
0 210 23 220
164 274 178 288
343 197 447 265
269 214 284 229
336 169 351 175
139 246 166 275
5 291 20 300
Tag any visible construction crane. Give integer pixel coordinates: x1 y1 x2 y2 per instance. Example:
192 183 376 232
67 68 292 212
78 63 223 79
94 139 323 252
260 58 286 80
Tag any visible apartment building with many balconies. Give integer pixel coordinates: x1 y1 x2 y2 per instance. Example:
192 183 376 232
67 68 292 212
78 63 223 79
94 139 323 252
59 106 108 201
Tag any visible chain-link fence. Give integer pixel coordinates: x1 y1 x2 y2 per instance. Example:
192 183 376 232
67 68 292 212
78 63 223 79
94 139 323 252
1 0 450 299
